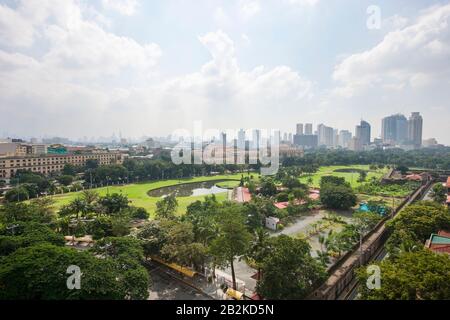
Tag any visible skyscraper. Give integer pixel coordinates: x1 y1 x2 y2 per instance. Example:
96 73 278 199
317 124 334 148
338 130 352 148
296 123 304 135
355 120 371 146
305 123 313 135
237 129 246 150
407 112 423 148
382 114 408 145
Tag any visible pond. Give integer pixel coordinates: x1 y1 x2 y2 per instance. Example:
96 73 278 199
147 180 230 198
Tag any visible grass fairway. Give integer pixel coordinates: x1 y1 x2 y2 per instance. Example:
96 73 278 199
48 174 247 216
299 165 388 188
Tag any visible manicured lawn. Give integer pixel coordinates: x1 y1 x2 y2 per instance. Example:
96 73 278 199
216 180 241 189
48 174 247 216
298 165 388 189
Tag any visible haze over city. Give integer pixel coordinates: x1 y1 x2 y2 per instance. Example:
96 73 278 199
1 0 450 144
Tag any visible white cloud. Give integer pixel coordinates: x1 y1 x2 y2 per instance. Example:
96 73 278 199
239 0 261 20
286 0 319 7
333 3 450 96
101 0 139 16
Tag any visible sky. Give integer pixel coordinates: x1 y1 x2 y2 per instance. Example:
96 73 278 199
0 0 449 144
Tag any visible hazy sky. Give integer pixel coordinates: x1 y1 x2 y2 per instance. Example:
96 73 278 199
1 0 449 144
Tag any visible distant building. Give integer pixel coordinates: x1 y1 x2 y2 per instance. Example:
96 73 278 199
423 138 438 148
237 129 246 150
338 130 352 148
317 124 334 148
296 123 304 135
356 120 371 146
349 137 362 151
425 230 450 255
382 114 408 145
293 134 318 149
0 151 124 179
407 112 423 148
265 217 280 231
304 123 313 135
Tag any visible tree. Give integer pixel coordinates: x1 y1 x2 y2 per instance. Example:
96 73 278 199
357 250 450 300
0 222 64 256
386 201 450 255
0 243 149 300
4 187 29 203
256 235 326 299
247 228 270 281
99 193 130 215
320 183 357 210
358 171 368 183
57 175 74 186
62 164 77 176
137 220 167 258
209 208 252 290
91 237 144 261
155 195 178 219
430 183 447 204
259 178 277 197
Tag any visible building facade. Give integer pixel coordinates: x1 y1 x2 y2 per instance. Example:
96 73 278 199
381 114 408 145
407 112 423 148
0 152 125 179
355 120 371 146
304 123 313 135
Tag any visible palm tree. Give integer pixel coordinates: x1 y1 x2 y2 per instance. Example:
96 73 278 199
248 228 270 282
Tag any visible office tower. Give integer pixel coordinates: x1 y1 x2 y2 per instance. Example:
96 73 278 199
283 132 288 142
317 124 334 148
381 114 408 145
251 129 260 150
288 133 293 143
338 130 352 148
349 137 362 151
407 112 423 148
237 129 246 150
293 134 318 149
355 120 371 146
296 123 304 135
305 123 313 135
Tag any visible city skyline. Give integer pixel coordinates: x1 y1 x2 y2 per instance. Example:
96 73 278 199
0 1 449 144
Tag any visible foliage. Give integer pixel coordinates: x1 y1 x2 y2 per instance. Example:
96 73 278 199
57 175 74 186
320 177 357 210
209 208 252 290
430 183 447 203
99 193 130 215
256 235 327 299
155 194 178 219
0 243 149 300
357 250 450 300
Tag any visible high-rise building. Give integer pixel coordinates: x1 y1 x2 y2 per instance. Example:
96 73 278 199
407 112 423 148
381 114 408 145
251 129 260 151
293 134 318 149
288 133 293 143
349 137 363 151
296 123 304 135
305 123 313 135
338 130 352 148
355 120 371 146
317 124 334 148
237 129 246 150
283 132 288 142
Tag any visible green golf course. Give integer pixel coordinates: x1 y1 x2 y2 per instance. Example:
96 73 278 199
299 165 388 188
48 174 246 216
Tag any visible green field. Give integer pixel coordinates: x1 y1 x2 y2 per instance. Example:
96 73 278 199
48 174 245 216
299 165 388 188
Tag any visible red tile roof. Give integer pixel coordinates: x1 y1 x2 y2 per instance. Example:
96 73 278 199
438 230 450 238
447 176 450 188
